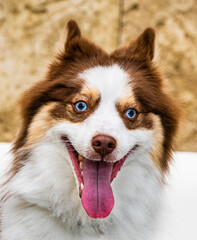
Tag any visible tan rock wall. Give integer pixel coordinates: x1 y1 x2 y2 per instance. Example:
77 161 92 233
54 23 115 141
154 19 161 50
0 0 196 151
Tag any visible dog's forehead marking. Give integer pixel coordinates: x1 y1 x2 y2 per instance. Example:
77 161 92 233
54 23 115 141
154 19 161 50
79 64 131 102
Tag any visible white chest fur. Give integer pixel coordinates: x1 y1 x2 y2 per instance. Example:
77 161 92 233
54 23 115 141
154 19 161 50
0 141 162 240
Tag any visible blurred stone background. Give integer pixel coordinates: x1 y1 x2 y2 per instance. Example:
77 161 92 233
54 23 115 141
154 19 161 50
0 0 196 151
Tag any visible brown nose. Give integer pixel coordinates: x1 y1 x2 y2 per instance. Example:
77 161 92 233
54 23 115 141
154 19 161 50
92 134 116 157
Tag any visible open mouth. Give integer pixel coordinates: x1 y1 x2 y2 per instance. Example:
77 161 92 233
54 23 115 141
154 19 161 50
61 136 136 219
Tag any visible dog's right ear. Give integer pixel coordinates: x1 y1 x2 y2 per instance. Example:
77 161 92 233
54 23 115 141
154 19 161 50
65 20 81 49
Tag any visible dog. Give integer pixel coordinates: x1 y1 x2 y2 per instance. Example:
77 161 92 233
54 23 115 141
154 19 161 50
0 20 180 240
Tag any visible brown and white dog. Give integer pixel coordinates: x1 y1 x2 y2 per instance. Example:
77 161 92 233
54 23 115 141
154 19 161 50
0 20 180 240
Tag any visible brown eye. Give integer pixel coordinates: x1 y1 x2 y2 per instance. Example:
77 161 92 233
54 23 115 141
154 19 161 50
74 101 88 112
124 108 137 120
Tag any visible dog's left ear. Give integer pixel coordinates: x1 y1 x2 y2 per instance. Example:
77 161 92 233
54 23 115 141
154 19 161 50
65 20 81 49
64 20 105 60
131 28 155 61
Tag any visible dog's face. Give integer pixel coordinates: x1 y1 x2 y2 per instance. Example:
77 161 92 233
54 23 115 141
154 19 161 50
11 20 180 219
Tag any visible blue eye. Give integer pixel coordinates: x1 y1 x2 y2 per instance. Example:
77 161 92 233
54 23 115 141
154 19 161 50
74 101 87 112
125 108 137 119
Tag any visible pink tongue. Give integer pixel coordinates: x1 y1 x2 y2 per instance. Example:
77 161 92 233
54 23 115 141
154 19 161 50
81 158 114 218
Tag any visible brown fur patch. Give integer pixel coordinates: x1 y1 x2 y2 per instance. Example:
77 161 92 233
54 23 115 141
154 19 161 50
149 114 164 171
13 74 86 151
51 85 100 123
117 92 153 130
127 65 180 171
26 103 58 146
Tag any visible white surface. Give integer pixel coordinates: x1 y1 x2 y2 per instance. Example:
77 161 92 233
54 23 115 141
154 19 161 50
0 142 11 156
157 152 197 240
0 143 197 239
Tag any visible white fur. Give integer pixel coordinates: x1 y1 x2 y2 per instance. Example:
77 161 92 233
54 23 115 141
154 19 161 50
0 65 163 240
1 140 162 240
80 65 130 104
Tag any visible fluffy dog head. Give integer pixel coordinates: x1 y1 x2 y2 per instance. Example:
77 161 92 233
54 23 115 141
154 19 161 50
11 20 180 219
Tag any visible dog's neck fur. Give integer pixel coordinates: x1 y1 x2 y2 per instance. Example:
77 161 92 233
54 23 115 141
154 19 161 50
1 137 162 240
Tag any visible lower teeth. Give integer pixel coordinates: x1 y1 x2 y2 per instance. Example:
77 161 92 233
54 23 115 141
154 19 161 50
79 161 83 169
